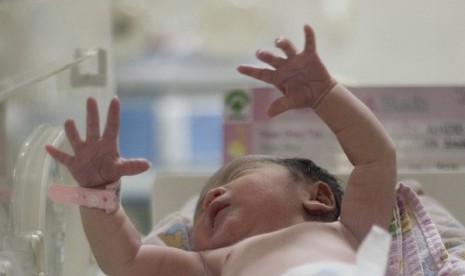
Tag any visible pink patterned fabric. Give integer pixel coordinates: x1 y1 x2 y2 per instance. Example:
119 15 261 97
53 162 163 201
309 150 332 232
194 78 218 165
387 183 462 275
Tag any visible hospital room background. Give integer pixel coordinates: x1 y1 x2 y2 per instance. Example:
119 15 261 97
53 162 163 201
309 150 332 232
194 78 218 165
1 0 465 275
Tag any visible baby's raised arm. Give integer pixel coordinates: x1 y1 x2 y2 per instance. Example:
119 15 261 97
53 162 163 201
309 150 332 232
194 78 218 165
238 25 396 242
314 83 396 242
46 98 205 276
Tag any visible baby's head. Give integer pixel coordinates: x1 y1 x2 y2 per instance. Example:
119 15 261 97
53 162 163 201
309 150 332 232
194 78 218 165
192 155 344 250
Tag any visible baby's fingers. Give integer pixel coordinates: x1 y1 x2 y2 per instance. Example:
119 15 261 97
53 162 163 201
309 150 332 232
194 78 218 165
45 145 73 167
302 24 317 55
102 97 120 141
275 37 297 57
256 50 285 68
64 119 83 150
237 65 274 84
86 97 101 142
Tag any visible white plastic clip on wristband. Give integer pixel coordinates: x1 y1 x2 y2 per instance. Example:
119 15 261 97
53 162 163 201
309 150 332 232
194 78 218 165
47 181 121 214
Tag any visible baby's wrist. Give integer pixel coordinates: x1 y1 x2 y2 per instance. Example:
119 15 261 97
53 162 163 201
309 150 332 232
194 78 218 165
311 79 338 109
78 180 119 190
48 181 121 214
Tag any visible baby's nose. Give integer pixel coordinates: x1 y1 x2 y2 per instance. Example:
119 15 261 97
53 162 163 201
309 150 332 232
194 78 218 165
203 186 227 209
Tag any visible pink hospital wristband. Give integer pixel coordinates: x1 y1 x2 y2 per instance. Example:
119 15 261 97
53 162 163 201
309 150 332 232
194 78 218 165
48 182 121 214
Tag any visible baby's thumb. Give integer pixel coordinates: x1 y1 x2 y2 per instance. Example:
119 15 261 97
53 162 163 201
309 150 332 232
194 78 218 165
267 97 293 117
120 158 151 176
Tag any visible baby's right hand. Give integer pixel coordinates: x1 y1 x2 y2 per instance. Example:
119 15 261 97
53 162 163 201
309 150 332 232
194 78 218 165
237 24 335 117
46 97 150 188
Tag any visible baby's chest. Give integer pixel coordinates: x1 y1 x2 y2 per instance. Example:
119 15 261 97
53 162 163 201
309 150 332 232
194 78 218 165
219 224 357 276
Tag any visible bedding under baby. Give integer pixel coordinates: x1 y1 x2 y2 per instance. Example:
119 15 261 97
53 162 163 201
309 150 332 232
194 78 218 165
388 183 465 275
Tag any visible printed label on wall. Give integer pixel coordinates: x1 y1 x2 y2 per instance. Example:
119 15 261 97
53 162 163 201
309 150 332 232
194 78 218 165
223 86 465 172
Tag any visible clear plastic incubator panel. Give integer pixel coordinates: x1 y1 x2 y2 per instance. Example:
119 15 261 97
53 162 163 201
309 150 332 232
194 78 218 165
0 0 114 275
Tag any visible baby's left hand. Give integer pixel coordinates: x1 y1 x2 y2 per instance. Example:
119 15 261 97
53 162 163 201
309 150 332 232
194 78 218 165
237 24 335 117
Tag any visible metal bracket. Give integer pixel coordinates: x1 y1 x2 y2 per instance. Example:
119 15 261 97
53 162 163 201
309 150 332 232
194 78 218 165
70 48 107 87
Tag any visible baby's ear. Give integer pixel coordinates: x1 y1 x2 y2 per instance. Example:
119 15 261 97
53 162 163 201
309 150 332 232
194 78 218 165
302 181 336 216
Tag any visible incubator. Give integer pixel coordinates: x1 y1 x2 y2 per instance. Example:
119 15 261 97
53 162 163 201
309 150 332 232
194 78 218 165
0 0 114 275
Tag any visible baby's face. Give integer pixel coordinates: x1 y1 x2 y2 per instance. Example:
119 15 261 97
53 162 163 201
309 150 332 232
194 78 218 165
192 163 308 251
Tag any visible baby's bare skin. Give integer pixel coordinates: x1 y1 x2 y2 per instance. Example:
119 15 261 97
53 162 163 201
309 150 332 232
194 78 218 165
202 222 358 276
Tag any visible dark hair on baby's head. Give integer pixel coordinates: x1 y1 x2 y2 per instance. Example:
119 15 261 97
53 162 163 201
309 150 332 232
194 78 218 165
273 157 344 221
198 155 344 222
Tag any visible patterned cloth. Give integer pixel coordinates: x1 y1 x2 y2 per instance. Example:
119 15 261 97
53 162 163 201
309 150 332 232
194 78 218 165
387 183 465 275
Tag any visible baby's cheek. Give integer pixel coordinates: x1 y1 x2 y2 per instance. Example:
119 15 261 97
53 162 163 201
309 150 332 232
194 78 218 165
216 213 251 241
191 219 210 250
191 229 204 251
